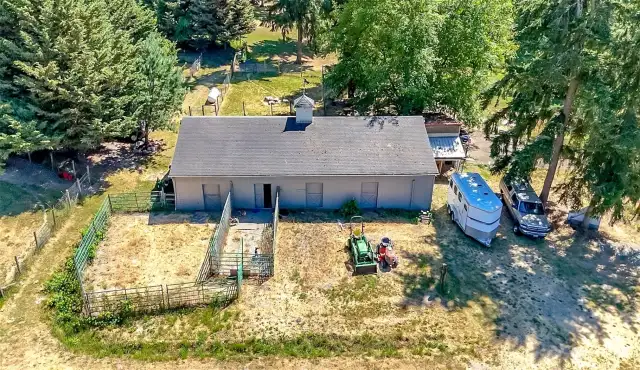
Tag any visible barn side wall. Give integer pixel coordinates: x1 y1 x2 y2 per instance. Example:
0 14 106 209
172 175 435 211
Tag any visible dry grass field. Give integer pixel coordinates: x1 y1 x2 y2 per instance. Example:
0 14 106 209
82 213 215 290
75 182 640 369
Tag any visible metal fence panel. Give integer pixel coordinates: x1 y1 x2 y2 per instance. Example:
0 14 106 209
166 280 236 309
85 285 165 317
197 192 232 282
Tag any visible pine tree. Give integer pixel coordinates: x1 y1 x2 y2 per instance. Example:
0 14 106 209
0 0 184 162
484 0 614 204
190 0 255 49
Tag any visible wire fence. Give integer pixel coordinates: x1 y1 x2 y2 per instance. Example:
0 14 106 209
196 189 277 285
0 166 94 298
197 192 233 282
69 190 240 317
272 189 280 273
108 191 175 213
84 280 239 317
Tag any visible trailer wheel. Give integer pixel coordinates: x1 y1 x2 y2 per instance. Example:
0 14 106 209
513 225 521 235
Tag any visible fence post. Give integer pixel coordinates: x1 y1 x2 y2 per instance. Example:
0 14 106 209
107 194 113 213
66 189 71 208
33 231 39 249
86 165 91 184
72 160 76 178
289 101 293 115
14 256 21 275
134 193 139 210
76 176 81 194
50 152 55 172
188 106 192 116
202 105 205 116
270 103 273 116
214 102 218 116
85 293 92 317
51 208 56 228
242 101 246 116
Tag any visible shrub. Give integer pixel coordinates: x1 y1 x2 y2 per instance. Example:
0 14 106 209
339 198 360 218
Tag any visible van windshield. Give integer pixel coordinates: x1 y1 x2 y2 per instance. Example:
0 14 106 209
519 201 545 215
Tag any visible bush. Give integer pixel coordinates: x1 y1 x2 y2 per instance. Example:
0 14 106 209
339 199 360 218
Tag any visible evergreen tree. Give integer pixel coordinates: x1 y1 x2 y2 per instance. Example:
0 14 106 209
0 0 185 163
485 0 640 225
484 0 614 204
182 0 255 49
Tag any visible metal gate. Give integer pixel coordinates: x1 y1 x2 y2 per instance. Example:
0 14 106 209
203 184 222 211
305 183 323 208
360 182 379 208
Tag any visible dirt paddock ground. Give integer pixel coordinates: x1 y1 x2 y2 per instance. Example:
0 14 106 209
225 210 272 254
83 213 215 290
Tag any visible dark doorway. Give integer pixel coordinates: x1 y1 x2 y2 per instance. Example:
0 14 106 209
263 184 272 208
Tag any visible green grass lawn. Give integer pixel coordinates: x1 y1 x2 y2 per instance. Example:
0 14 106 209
221 71 322 116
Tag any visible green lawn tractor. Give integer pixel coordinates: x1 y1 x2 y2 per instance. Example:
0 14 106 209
348 216 377 275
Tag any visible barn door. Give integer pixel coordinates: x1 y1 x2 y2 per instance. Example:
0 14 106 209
254 184 264 208
360 182 379 208
202 184 221 211
305 183 323 208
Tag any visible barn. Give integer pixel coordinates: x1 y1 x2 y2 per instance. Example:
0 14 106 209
169 97 439 211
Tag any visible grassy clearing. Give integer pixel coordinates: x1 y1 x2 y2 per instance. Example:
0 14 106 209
220 71 322 116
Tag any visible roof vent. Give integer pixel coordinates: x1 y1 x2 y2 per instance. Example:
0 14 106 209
294 94 314 124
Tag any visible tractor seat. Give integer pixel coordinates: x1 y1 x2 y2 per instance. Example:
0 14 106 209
353 228 362 238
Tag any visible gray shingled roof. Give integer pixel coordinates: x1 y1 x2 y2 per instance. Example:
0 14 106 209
170 116 438 177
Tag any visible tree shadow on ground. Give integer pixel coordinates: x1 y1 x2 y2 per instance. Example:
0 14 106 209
0 158 70 216
178 49 234 69
402 191 640 366
250 40 313 62
148 211 220 225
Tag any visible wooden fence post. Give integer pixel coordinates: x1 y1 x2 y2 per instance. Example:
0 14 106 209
134 193 139 210
214 103 218 116
33 231 39 248
51 208 56 228
50 152 55 172
66 189 71 208
72 160 76 177
202 105 205 116
15 256 21 275
242 101 246 116
188 106 192 116
107 194 113 213
86 165 91 184
270 103 273 116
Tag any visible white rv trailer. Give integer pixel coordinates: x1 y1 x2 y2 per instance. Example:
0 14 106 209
447 172 503 246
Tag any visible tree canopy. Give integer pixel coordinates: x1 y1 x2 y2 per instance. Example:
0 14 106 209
485 0 640 223
0 0 184 162
325 0 514 124
146 0 256 49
